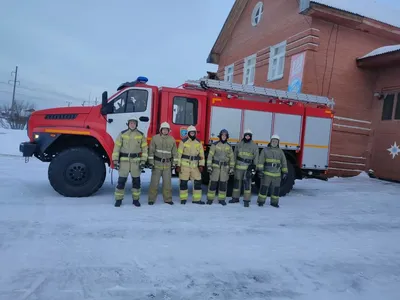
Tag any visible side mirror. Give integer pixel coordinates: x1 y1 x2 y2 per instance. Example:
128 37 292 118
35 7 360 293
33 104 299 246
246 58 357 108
101 91 108 115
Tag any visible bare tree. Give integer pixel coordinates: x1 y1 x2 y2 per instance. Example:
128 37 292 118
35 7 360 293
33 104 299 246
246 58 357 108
0 99 36 130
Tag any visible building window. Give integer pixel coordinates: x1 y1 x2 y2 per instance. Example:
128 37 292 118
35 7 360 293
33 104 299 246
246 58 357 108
243 54 256 85
173 96 198 125
224 64 234 82
381 93 394 120
394 93 400 120
251 1 263 26
268 41 287 81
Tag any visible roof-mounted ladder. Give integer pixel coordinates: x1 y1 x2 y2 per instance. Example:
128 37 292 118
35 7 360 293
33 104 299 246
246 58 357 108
184 79 335 108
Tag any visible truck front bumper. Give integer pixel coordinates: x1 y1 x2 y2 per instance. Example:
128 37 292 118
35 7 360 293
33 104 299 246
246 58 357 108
19 141 38 157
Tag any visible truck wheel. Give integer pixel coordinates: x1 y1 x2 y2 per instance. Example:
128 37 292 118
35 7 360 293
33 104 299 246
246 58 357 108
48 147 106 197
253 160 295 197
279 160 295 197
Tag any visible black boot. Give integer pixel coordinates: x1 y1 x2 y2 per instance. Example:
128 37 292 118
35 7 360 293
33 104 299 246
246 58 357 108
270 203 279 208
181 200 187 205
165 201 174 205
148 202 154 205
193 201 205 205
219 200 227 206
114 200 122 207
207 200 213 205
229 198 239 204
258 202 264 207
132 200 141 207
243 200 250 207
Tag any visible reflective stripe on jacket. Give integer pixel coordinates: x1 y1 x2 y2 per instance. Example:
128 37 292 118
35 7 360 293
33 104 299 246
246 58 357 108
112 128 148 162
257 146 288 177
177 138 205 168
148 134 178 169
207 141 234 169
233 140 259 170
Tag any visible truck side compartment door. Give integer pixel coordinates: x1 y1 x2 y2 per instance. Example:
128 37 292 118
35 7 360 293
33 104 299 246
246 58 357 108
166 92 206 143
105 87 153 141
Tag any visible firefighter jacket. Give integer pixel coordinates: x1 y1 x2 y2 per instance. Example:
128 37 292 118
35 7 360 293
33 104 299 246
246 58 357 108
234 140 259 170
257 146 288 177
207 141 234 169
148 134 178 168
177 138 205 168
112 128 148 163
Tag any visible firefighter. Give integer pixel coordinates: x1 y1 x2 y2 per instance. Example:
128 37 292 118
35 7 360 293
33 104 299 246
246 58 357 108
256 134 288 208
229 129 259 207
112 118 148 207
147 122 178 205
176 125 205 205
206 129 235 206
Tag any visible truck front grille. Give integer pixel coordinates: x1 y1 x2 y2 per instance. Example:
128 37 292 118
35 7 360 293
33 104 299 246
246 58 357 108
44 114 78 120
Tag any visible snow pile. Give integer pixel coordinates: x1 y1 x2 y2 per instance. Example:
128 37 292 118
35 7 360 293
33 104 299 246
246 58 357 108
0 128 28 156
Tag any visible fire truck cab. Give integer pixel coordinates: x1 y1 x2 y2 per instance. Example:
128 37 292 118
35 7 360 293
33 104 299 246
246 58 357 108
20 76 334 198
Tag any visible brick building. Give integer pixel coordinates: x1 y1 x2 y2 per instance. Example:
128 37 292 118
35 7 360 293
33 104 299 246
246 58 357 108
206 0 400 181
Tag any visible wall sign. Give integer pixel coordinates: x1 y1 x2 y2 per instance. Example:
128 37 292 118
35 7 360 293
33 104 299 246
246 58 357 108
387 141 399 159
288 52 306 93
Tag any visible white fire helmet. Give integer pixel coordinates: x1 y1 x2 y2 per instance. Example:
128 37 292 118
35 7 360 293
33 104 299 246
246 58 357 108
160 122 170 131
187 125 197 132
271 134 280 141
244 129 253 135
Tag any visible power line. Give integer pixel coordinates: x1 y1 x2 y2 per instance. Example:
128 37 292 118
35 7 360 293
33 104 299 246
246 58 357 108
0 81 87 102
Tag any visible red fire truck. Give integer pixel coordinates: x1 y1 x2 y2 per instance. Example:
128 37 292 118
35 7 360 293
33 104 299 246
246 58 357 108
19 76 335 198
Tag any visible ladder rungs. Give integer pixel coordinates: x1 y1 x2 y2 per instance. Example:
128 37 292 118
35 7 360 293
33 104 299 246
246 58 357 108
185 79 335 107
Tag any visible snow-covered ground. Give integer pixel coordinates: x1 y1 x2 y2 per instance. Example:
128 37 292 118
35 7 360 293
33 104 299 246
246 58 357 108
0 129 399 300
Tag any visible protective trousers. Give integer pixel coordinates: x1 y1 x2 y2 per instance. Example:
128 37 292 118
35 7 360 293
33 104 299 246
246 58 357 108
179 166 202 202
232 169 252 201
257 176 281 205
148 164 172 203
207 166 229 202
114 159 141 201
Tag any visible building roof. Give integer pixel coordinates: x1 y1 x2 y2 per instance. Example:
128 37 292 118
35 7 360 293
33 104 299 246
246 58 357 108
356 44 400 68
358 45 400 59
310 0 400 28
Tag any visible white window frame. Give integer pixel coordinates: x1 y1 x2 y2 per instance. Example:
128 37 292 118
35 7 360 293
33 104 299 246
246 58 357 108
268 40 287 81
251 1 264 27
224 64 234 82
243 54 257 85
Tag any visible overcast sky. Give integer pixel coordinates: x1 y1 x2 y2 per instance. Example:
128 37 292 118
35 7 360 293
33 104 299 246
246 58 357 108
0 0 399 110
0 0 234 109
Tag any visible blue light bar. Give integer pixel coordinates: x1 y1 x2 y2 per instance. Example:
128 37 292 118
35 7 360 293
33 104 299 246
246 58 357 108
137 76 148 83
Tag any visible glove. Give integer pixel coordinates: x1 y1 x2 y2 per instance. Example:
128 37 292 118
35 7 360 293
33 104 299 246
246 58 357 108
228 168 234 176
140 162 146 170
199 166 204 173
282 173 288 181
258 171 264 179
175 166 181 173
113 160 119 170
207 166 212 173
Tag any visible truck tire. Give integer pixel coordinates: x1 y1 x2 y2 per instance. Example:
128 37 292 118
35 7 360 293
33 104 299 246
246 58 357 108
48 147 106 197
253 159 295 197
279 160 295 196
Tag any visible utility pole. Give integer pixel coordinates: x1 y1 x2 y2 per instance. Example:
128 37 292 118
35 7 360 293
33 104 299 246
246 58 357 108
8 66 20 114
